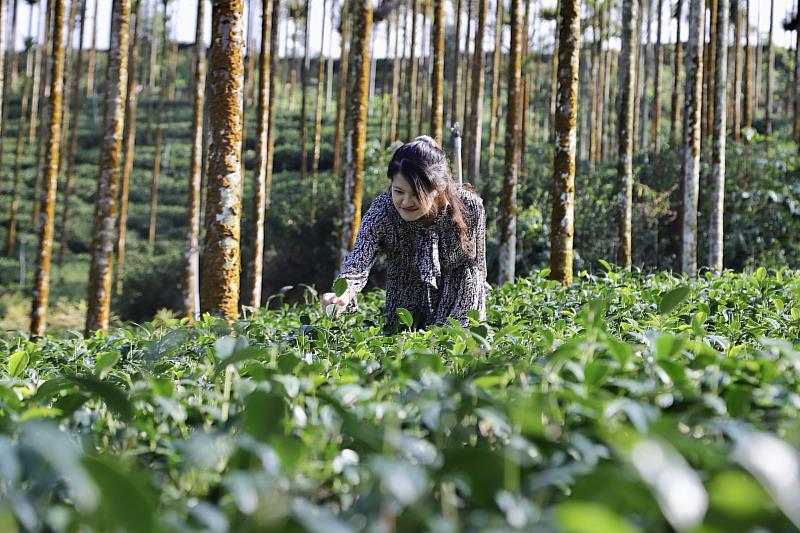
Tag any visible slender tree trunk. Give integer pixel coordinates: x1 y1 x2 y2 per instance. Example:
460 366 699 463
30 0 49 228
148 0 169 250
405 0 417 139
28 3 43 147
681 0 703 275
487 0 502 177
754 3 761 120
325 4 334 113
549 0 580 286
498 0 522 285
332 0 350 176
463 0 475 145
449 0 462 128
589 6 600 164
86 0 97 96
709 0 728 269
704 0 717 142
30 0 66 337
743 0 752 129
6 2 28 257
114 0 142 296
765 0 774 137
336 0 371 268
310 0 328 222
57 0 79 182
299 0 310 181
429 0 443 144
787 21 800 150
8 0 17 91
467 0 487 185
369 20 379 117
244 0 256 106
653 0 663 154
670 0 683 148
183 0 207 318
389 8 401 143
414 5 428 130
201 0 245 319
617 0 638 270
638 0 650 152
56 0 88 269
733 0 741 140
85 0 130 334
243 0 275 308
288 9 297 111
549 0 560 145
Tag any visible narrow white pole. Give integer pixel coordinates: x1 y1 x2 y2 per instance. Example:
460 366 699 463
452 122 463 186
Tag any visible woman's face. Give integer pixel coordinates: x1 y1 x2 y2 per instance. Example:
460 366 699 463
391 173 432 222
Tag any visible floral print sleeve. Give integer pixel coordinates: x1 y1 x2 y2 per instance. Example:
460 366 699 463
334 193 392 311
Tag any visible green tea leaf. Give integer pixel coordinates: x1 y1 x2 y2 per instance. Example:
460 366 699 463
82 456 156 533
8 351 29 378
94 351 121 379
396 308 413 328
333 277 348 298
67 375 133 422
658 286 691 315
555 501 642 533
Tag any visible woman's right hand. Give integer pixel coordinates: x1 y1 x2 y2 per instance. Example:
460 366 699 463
321 292 350 317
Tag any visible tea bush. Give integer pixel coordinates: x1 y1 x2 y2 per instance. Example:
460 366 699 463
1 268 799 532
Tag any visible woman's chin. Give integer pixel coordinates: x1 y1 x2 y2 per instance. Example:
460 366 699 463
398 209 422 221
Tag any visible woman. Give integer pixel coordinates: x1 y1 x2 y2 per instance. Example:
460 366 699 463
321 135 488 332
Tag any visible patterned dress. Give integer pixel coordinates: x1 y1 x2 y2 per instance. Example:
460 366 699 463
336 188 488 331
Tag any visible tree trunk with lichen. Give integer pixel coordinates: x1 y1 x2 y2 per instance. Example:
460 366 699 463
114 0 142 296
617 0 637 270
467 0 486 186
332 0 349 176
184 0 207 318
549 0 580 286
337 0 371 269
498 0 522 285
244 0 275 309
30 0 66 337
429 0 443 144
201 0 245 319
310 0 327 223
682 0 703 275
85 0 130 335
56 0 89 269
709 0 728 269
486 0 502 178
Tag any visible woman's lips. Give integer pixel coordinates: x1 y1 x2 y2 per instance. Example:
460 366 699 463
401 207 418 213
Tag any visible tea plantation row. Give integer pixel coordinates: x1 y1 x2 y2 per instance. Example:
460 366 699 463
1 268 799 532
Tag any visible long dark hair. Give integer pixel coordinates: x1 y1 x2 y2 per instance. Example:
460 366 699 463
387 136 475 257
